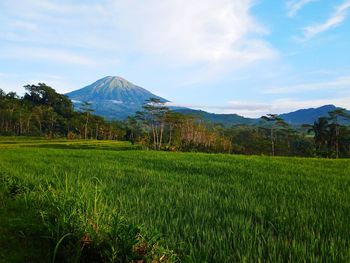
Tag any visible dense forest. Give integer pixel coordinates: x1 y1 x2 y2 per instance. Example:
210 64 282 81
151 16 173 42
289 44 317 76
1 84 350 158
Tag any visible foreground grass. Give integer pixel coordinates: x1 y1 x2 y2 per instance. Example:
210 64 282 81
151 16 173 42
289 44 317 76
0 192 51 262
1 139 350 262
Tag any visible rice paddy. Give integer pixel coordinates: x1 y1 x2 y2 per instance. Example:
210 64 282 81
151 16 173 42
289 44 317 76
1 138 350 262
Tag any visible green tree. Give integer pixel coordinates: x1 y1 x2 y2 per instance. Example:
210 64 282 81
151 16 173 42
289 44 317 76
0 88 5 98
136 98 169 150
23 83 73 117
327 108 350 158
308 117 329 154
261 114 289 156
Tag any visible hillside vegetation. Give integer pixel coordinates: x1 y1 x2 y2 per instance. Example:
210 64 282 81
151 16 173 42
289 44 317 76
1 138 350 262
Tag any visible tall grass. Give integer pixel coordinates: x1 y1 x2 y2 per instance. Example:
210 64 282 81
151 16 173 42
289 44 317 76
1 139 350 262
0 149 176 262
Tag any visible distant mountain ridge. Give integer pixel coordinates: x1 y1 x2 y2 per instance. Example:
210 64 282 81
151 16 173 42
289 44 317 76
173 108 258 126
280 105 337 125
66 76 349 126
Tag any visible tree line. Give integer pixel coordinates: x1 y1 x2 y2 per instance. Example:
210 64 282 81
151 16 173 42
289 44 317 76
125 98 350 158
0 84 125 140
1 84 350 158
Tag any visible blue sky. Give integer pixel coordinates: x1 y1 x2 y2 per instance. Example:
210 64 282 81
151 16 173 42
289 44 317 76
1 0 350 117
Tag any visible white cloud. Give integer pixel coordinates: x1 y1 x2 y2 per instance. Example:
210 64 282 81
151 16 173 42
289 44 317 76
112 0 275 65
228 98 350 117
0 0 276 68
302 0 350 39
213 100 270 117
0 47 96 66
167 101 267 111
286 0 318 17
168 97 350 118
166 101 267 118
269 97 350 114
227 97 350 117
265 75 350 94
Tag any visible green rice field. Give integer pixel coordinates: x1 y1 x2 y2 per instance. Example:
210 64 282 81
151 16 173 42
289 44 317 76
1 138 350 262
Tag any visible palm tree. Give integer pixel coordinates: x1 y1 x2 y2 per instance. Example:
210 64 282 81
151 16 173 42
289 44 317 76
307 117 329 156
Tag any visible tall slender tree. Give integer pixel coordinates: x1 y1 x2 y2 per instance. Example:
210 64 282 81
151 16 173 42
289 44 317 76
136 98 169 150
261 114 288 156
328 108 350 158
80 101 94 139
